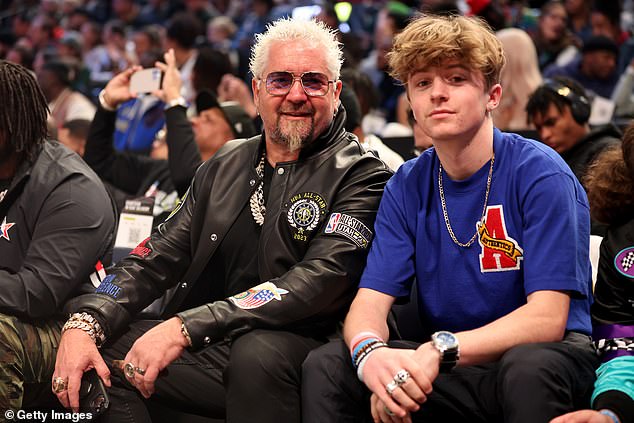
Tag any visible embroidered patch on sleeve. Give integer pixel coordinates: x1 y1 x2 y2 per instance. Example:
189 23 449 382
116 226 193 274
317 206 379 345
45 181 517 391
130 237 152 258
615 247 634 278
229 281 289 310
287 192 327 242
324 212 373 249
95 274 122 298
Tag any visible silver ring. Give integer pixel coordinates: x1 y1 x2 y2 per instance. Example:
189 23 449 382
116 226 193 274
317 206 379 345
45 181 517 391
384 405 395 416
135 366 146 376
124 362 136 378
393 369 410 385
386 380 399 396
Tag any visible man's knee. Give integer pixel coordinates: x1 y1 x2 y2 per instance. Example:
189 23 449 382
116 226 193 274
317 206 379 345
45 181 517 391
0 313 26 365
498 342 575 391
0 314 27 407
302 339 349 384
227 330 316 385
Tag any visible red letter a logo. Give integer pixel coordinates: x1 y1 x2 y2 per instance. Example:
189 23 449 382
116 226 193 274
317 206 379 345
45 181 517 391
478 206 523 272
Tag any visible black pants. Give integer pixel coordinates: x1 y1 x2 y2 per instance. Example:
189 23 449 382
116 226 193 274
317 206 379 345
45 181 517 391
99 320 324 423
302 334 599 423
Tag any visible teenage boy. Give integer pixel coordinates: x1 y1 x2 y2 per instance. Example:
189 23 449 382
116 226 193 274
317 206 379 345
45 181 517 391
302 14 598 423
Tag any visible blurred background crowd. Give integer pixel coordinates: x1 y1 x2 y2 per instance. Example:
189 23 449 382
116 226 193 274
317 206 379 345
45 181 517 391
0 0 633 166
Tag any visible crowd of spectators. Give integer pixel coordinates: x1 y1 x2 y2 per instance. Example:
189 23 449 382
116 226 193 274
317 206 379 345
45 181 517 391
0 1 633 145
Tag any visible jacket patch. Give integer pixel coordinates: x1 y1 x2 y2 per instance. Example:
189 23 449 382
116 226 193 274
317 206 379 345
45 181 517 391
615 247 634 278
229 281 289 309
324 213 373 249
130 237 152 258
90 261 107 288
95 274 122 298
0 216 15 241
287 192 327 242
478 205 523 272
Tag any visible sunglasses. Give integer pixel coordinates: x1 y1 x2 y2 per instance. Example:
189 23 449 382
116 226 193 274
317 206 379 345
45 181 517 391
264 71 336 97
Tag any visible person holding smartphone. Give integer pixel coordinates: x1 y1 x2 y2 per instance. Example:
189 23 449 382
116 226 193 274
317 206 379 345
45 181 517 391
82 48 256 221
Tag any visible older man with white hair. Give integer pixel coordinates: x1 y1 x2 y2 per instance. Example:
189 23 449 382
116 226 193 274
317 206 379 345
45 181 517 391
52 18 391 423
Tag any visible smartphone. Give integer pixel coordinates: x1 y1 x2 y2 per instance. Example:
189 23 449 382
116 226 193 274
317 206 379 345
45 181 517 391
130 67 162 94
79 369 110 416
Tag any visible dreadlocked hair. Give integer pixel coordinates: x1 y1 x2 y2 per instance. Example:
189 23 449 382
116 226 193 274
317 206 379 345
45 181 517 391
0 61 49 162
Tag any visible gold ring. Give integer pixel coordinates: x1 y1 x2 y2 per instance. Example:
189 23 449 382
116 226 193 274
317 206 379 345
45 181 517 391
124 362 136 378
135 367 146 376
52 376 68 394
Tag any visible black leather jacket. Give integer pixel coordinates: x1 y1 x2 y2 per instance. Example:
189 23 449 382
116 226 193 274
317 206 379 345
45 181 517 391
68 109 392 349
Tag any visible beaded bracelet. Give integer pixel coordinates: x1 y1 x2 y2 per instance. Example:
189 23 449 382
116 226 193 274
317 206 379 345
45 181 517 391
354 340 388 369
355 342 388 382
599 409 621 423
349 331 383 355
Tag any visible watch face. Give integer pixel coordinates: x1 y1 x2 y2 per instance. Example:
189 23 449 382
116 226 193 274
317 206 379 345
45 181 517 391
433 331 458 350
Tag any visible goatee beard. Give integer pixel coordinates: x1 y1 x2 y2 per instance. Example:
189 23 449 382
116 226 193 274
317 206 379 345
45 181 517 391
272 117 315 152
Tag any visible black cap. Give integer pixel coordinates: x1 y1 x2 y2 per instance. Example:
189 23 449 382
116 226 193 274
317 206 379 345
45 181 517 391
195 90 257 139
582 35 619 57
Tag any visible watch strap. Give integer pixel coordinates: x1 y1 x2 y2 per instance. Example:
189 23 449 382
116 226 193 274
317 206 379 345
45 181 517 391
165 96 187 110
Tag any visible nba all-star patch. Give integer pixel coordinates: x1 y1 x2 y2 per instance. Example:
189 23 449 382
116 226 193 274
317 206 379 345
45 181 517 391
0 216 15 241
287 192 327 242
615 246 634 278
324 212 373 249
229 281 289 309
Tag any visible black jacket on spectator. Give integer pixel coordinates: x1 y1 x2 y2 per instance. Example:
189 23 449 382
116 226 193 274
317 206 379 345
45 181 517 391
562 123 622 185
84 104 202 216
0 141 115 319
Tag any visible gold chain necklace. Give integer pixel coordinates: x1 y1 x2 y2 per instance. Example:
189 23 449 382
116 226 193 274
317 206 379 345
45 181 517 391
438 153 495 247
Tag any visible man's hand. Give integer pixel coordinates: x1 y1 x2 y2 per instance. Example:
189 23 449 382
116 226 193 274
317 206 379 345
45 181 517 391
218 74 257 118
103 66 142 107
371 392 412 423
53 329 110 412
153 49 182 103
118 316 189 399
361 344 439 418
550 410 614 423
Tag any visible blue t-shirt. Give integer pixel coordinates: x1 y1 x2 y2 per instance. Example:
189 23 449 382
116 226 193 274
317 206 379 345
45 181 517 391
360 128 593 337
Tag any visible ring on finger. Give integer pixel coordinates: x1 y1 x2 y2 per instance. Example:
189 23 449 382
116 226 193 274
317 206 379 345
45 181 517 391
393 369 410 385
386 380 399 396
52 376 68 394
384 405 395 416
124 362 136 378
135 366 146 376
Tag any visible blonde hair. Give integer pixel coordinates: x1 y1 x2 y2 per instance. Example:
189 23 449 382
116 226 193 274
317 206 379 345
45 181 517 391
249 18 343 80
387 14 505 89
493 28 543 130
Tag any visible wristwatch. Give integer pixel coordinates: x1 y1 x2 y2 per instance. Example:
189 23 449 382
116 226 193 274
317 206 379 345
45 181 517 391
431 331 460 373
165 96 187 110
